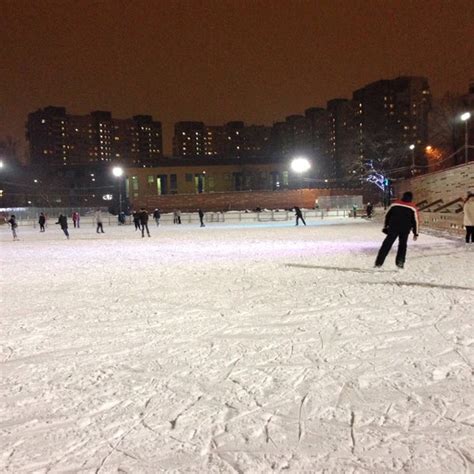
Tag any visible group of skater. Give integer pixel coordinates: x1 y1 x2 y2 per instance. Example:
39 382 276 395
5 192 474 268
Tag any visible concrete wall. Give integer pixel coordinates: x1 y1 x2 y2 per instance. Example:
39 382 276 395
131 188 362 212
395 163 474 206
394 163 473 234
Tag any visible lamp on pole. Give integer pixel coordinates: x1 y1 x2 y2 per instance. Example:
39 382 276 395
409 144 415 172
460 112 471 163
112 166 124 213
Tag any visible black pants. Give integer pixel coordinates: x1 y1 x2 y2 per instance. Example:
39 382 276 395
200 217 205 227
296 216 306 226
62 228 69 238
375 231 410 267
97 222 104 233
39 224 45 232
466 226 474 243
141 223 150 237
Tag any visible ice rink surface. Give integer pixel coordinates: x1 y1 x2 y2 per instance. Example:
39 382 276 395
1 218 473 473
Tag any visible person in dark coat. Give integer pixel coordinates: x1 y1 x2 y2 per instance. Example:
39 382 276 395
366 202 374 218
132 211 140 231
38 213 46 232
375 191 419 269
139 208 150 238
198 209 205 227
153 208 161 226
56 214 70 239
7 214 19 240
294 206 306 226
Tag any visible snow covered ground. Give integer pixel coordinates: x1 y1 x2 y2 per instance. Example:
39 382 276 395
1 217 473 473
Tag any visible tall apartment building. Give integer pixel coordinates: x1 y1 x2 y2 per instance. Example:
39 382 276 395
174 121 271 159
26 107 163 167
304 107 330 177
173 122 206 157
352 76 431 174
269 112 331 179
326 99 356 179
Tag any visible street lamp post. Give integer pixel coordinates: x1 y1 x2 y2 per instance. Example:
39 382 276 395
409 144 415 171
112 166 124 213
461 112 471 163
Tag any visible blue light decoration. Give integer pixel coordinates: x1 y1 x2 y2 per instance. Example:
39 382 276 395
364 161 391 194
366 172 386 191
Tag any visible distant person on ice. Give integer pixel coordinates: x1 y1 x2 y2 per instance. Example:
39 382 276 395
198 209 205 227
132 211 140 231
374 191 419 269
294 207 306 226
366 202 373 218
139 208 150 238
95 209 105 234
463 191 474 244
38 212 46 232
56 214 69 239
153 208 161 226
72 211 80 228
7 214 19 241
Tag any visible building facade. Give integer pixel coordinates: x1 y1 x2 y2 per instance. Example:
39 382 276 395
123 158 300 204
326 99 356 180
352 76 431 175
174 121 271 159
26 107 163 167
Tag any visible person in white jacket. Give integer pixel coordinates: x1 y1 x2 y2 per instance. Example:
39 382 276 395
463 191 474 243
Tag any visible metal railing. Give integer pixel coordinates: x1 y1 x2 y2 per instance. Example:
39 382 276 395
2 208 352 227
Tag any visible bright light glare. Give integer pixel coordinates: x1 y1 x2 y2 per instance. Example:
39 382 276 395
112 166 124 177
291 157 311 173
425 146 432 152
409 144 415 150
0 160 3 168
461 112 471 121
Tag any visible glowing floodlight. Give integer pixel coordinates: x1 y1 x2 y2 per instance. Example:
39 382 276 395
291 157 311 173
112 166 124 177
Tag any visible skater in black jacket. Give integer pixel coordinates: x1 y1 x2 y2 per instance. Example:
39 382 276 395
375 192 419 269
132 211 140 231
153 209 161 226
7 215 19 240
139 208 150 237
198 209 205 227
56 214 70 239
38 213 46 232
294 207 306 226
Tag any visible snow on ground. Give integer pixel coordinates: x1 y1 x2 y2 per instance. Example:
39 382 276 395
1 217 473 473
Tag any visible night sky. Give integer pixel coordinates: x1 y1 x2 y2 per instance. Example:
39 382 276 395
1 0 473 157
